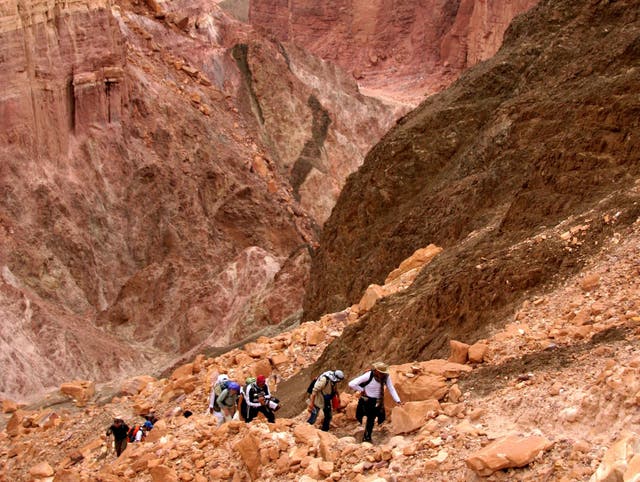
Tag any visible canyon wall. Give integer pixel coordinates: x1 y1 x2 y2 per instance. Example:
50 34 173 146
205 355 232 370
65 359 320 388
249 0 538 101
0 0 398 400
304 0 640 374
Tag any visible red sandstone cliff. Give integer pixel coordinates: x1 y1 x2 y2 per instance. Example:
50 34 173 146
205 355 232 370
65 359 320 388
0 0 398 400
249 0 538 103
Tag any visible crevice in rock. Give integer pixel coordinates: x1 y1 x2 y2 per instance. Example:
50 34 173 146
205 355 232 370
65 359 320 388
231 43 265 126
290 94 331 200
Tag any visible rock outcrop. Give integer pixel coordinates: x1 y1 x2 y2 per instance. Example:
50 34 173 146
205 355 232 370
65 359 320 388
303 0 640 377
249 0 538 102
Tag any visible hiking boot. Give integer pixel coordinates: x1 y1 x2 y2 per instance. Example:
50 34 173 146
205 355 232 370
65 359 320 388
363 435 372 443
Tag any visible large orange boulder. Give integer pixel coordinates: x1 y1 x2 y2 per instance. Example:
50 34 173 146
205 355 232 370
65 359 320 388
466 434 553 476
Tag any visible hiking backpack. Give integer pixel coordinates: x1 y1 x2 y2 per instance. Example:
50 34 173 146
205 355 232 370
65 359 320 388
212 380 230 411
127 425 141 442
306 377 318 395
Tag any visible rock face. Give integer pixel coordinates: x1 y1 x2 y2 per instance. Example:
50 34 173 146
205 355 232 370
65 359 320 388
248 0 538 102
0 0 398 400
304 0 640 376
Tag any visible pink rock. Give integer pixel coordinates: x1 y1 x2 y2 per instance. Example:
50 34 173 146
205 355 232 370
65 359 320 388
466 434 553 476
385 245 443 283
358 284 386 312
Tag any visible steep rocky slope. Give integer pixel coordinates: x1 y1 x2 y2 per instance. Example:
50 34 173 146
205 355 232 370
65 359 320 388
248 0 538 103
303 0 640 377
1 220 639 481
0 0 399 400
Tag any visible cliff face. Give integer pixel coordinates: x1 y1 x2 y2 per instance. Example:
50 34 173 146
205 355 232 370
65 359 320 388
0 0 398 400
304 0 640 374
248 0 538 102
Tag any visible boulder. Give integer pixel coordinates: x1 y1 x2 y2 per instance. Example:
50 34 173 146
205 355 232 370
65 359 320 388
317 430 339 461
6 409 25 437
149 465 178 482
294 423 320 446
29 461 54 477
448 340 469 364
1 399 18 413
235 432 261 480
466 434 553 476
420 359 473 378
385 245 443 283
170 363 193 380
59 380 95 406
394 373 448 402
252 358 273 377
358 284 385 312
306 325 325 346
590 432 640 482
270 353 289 367
121 376 156 396
244 342 269 358
580 274 601 291
468 342 488 363
391 399 441 434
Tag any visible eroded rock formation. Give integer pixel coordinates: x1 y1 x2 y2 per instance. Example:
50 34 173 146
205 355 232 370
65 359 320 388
0 0 398 400
249 0 538 102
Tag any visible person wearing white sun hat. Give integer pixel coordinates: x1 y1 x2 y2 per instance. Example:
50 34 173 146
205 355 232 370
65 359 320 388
349 361 403 443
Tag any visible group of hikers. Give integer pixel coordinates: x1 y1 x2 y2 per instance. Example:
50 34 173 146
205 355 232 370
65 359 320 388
307 361 403 443
207 360 402 443
208 373 279 425
105 413 157 457
106 360 402 456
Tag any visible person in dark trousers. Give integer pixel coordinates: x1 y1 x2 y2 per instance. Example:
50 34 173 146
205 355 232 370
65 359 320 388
245 375 275 423
348 362 403 443
106 417 130 456
307 370 344 431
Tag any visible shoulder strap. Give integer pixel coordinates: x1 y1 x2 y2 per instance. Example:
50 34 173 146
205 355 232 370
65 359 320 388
359 370 375 388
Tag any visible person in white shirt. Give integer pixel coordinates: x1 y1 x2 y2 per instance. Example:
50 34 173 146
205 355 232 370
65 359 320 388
348 361 402 443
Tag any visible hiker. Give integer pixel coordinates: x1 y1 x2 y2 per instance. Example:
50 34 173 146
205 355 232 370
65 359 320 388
239 377 256 422
307 369 345 432
106 417 130 457
216 381 241 424
144 413 158 425
245 375 276 423
130 424 144 443
349 361 403 443
208 374 229 423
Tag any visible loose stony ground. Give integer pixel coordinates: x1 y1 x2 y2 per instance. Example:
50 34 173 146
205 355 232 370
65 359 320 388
1 217 639 481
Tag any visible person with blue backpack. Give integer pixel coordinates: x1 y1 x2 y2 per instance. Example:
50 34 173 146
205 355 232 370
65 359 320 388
348 361 403 443
307 369 345 432
209 374 229 425
216 381 241 424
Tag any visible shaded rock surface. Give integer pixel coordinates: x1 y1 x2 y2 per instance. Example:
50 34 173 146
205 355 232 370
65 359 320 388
303 0 640 379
